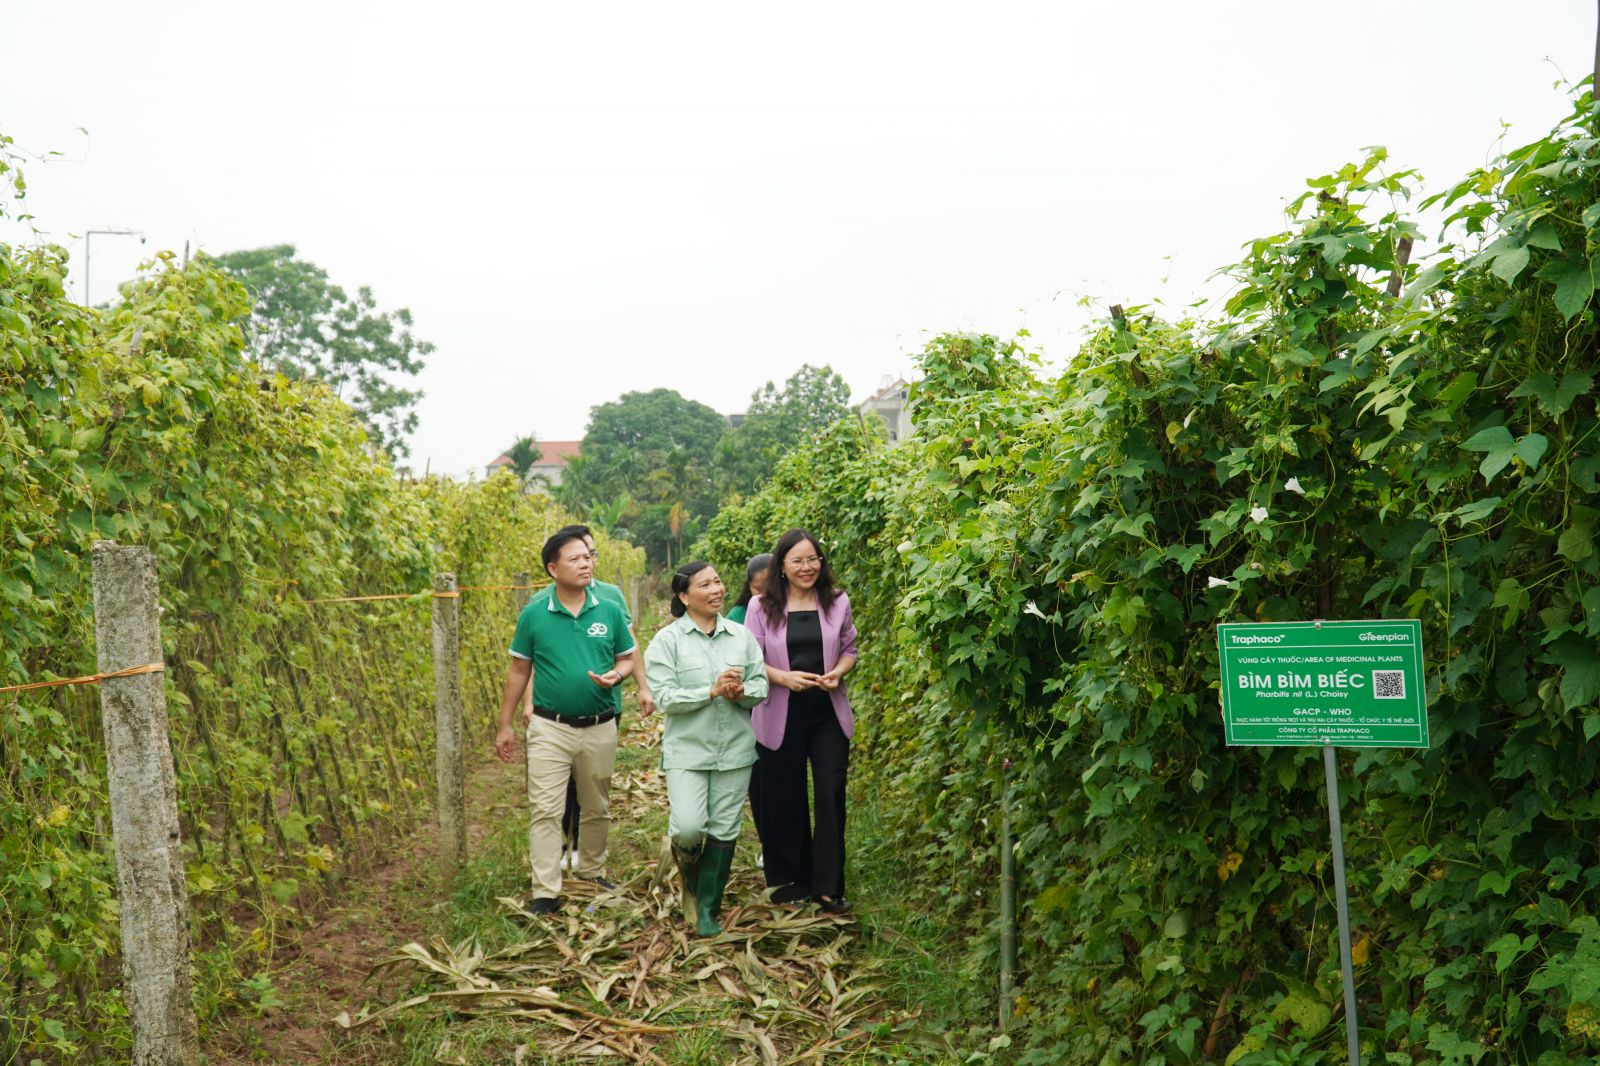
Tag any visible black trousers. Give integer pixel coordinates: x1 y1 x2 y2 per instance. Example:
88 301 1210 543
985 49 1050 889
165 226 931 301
754 693 849 901
562 776 580 851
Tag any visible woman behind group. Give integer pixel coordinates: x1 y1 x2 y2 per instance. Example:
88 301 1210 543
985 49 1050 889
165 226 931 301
725 553 772 625
745 528 858 911
643 562 768 936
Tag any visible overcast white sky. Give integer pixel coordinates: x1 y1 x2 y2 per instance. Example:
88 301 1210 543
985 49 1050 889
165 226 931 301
4 1 1592 476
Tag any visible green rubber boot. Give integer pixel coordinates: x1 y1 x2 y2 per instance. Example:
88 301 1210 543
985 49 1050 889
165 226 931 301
695 837 737 937
672 840 703 928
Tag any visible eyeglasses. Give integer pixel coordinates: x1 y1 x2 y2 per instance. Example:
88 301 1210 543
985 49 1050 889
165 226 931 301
786 555 823 570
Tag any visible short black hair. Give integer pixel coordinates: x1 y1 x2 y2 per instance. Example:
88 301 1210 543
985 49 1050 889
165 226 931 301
669 561 714 618
542 529 590 571
554 523 592 541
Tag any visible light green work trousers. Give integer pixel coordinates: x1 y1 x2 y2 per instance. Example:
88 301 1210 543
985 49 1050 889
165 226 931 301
665 766 753 848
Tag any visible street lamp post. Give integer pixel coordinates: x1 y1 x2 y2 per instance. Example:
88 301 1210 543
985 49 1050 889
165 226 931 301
84 228 145 307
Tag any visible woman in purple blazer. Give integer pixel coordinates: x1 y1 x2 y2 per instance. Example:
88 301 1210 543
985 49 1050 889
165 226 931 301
743 528 859 910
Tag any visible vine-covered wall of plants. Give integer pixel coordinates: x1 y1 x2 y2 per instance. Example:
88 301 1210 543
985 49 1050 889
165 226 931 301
0 171 643 1056
696 96 1600 1063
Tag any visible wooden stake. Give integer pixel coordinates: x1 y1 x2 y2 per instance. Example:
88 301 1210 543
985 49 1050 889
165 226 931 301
91 541 199 1066
433 572 466 878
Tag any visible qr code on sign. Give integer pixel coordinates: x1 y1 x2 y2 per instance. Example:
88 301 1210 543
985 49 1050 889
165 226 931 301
1373 670 1405 699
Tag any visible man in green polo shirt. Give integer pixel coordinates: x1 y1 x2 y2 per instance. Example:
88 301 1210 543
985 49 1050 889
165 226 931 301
524 525 655 872
495 529 636 915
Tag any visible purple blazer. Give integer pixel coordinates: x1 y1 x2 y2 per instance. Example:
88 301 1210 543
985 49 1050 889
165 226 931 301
743 591 859 750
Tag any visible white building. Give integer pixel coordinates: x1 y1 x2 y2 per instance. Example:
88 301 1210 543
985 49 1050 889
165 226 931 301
857 377 912 444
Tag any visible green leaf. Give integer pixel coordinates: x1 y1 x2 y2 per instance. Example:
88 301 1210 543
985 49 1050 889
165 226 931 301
1167 544 1205 573
1435 371 1478 412
1426 1027 1488 1064
1547 635 1600 712
1488 932 1533 973
1558 524 1596 563
1489 244 1530 284
1551 260 1595 321
1461 426 1515 481
1492 578 1529 629
1527 222 1565 251
1450 497 1502 525
1510 371 1594 416
1552 370 1596 415
1271 989 1331 1036
1513 433 1549 470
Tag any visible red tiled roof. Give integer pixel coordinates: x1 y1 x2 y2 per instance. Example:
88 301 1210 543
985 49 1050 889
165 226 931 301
533 440 582 466
488 440 583 468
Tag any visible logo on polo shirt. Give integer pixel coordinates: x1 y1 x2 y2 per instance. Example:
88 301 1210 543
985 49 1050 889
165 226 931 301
587 622 609 637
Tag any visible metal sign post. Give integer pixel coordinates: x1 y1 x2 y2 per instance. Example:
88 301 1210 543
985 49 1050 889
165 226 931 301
1218 620 1430 1066
1323 743 1361 1066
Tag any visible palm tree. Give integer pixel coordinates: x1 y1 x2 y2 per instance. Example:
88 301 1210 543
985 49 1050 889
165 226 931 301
507 436 542 483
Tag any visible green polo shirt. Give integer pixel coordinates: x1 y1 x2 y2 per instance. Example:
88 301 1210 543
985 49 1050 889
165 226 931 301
531 579 632 709
509 586 636 717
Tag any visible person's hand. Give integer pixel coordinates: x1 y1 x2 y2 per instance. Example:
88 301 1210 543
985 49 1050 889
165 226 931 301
777 669 822 692
637 689 657 716
588 669 623 689
817 669 843 692
521 702 534 726
494 723 519 763
711 668 743 699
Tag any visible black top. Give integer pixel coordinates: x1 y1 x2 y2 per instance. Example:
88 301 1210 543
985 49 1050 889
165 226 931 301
786 610 825 674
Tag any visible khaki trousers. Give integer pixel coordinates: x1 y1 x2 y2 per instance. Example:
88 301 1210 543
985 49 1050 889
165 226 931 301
526 715 617 899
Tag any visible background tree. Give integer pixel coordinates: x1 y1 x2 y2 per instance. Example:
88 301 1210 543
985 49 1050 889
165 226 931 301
558 388 728 564
715 364 852 496
505 435 543 487
210 244 433 458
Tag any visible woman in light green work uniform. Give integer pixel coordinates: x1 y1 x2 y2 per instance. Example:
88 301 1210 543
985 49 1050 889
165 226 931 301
644 561 768 936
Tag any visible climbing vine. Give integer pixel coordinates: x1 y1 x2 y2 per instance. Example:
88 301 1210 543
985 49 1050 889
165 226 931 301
0 147 641 1057
697 92 1600 1063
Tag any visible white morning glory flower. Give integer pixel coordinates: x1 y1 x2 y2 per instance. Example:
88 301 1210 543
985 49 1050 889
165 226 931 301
1283 477 1304 495
1207 576 1230 589
1249 506 1269 524
1024 600 1047 620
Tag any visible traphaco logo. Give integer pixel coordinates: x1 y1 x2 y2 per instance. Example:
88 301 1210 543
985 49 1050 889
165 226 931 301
587 622 609 637
1229 634 1284 645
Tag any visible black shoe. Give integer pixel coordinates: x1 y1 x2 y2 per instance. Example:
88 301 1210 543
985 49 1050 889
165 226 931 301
817 895 851 914
524 896 562 917
770 883 812 906
584 875 616 890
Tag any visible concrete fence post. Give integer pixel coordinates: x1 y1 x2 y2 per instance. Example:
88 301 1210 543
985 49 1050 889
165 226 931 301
91 541 198 1066
432 572 465 878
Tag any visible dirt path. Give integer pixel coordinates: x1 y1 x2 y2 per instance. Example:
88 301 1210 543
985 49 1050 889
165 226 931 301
206 715 944 1065
205 740 525 1063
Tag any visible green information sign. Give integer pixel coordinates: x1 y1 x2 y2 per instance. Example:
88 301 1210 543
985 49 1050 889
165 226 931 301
1218 620 1428 748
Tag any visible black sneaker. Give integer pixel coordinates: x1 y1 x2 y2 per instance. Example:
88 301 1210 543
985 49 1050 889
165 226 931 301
524 897 562 917
817 896 852 914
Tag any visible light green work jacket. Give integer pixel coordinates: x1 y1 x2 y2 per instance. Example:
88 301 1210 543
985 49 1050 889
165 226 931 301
644 613 767 771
